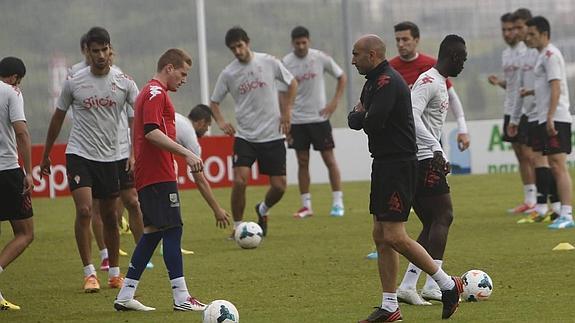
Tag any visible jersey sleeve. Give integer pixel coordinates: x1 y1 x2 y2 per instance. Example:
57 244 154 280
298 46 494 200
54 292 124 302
141 86 166 127
210 71 229 103
8 88 26 123
411 80 443 154
126 79 140 107
545 51 563 82
175 116 201 156
274 59 295 86
321 52 344 78
56 80 73 112
363 75 398 133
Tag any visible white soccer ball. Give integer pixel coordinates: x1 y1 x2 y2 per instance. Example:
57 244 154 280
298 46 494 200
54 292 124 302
203 300 239 323
461 269 494 301
234 222 263 249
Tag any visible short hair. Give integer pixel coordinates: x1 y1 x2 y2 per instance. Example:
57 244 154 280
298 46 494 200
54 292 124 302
393 21 420 39
225 27 250 47
156 48 192 72
438 34 466 60
86 27 110 47
291 26 310 40
80 33 88 51
526 16 551 38
500 13 514 23
512 8 532 21
188 104 212 122
0 57 26 78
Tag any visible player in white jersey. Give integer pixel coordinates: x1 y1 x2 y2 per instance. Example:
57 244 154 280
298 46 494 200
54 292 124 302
523 16 573 229
40 27 139 292
396 35 467 305
210 27 297 237
0 57 33 311
488 12 537 214
282 26 347 219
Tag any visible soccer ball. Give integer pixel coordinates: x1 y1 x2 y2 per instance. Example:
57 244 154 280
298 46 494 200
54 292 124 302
461 269 494 301
234 222 263 249
203 300 239 323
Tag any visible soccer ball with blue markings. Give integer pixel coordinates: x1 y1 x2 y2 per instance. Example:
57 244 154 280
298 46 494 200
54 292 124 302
203 300 239 323
234 222 263 249
461 269 493 301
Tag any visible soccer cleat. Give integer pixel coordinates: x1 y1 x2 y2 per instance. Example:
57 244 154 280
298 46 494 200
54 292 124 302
255 203 268 237
119 216 131 235
83 274 100 293
366 251 378 260
108 275 124 289
420 287 442 301
119 249 129 257
330 205 345 217
173 296 207 312
0 298 21 310
548 217 575 230
397 288 432 305
293 207 313 219
516 211 541 224
507 203 535 214
358 307 403 322
441 276 463 319
114 298 155 311
181 248 195 255
100 258 110 271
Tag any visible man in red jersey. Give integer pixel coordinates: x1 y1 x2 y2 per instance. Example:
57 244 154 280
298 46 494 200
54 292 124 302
114 49 225 312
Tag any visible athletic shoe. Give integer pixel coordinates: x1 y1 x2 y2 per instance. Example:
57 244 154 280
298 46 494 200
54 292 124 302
108 275 124 289
358 307 402 322
441 276 464 319
547 211 560 222
533 211 556 223
293 207 313 219
255 203 268 237
146 262 154 269
507 203 535 214
366 251 378 260
119 216 131 235
420 287 442 301
173 296 207 311
83 274 100 293
330 205 345 217
397 288 432 305
114 298 155 311
516 211 541 224
0 298 21 310
119 249 129 256
548 217 575 230
100 258 110 271
181 248 195 255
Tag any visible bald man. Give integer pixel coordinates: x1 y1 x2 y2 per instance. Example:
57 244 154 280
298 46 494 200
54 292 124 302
348 34 463 322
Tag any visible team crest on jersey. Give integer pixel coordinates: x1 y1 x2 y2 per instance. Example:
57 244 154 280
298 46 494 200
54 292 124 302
377 74 391 89
111 82 117 92
545 50 554 58
149 85 162 101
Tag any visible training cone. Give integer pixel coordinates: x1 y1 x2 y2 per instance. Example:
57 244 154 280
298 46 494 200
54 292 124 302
552 242 575 251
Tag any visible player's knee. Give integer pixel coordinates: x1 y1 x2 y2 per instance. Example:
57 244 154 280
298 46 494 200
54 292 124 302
76 204 92 218
436 209 454 227
233 176 248 189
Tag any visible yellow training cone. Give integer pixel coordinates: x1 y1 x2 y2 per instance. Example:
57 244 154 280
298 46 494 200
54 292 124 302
552 242 575 251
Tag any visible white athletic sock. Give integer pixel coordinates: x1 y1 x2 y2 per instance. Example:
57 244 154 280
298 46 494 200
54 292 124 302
233 221 243 229
560 205 573 221
332 191 343 207
301 193 312 210
423 260 442 290
398 263 422 290
109 267 120 278
83 264 96 277
535 203 548 216
0 265 4 273
171 277 190 304
99 248 109 261
117 278 139 301
259 202 270 216
551 202 561 214
0 291 3 301
431 268 454 290
524 184 537 206
381 292 398 312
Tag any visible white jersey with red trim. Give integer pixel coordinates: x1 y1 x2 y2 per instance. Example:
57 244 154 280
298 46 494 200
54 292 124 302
502 42 526 116
0 81 26 170
175 112 201 157
511 46 539 123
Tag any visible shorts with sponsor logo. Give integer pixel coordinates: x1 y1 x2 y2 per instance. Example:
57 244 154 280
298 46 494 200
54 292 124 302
116 158 135 190
527 121 543 150
288 120 335 151
502 115 518 143
66 154 120 199
0 168 33 221
138 181 182 230
416 158 450 197
370 158 416 222
541 121 572 156
517 115 530 145
233 138 286 176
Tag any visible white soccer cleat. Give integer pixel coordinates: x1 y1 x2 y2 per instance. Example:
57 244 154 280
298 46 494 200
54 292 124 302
421 287 442 301
173 296 207 311
293 207 313 219
114 298 156 311
397 288 432 305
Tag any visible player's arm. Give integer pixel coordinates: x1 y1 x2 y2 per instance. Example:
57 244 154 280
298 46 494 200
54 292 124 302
546 79 560 136
507 68 525 138
191 172 230 228
13 120 33 193
411 82 444 157
144 128 203 172
321 73 347 118
447 87 470 151
280 78 297 135
347 101 365 130
40 108 67 176
363 77 398 134
209 101 235 135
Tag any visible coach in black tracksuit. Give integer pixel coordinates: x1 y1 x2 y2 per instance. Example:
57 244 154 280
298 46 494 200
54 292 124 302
349 34 462 322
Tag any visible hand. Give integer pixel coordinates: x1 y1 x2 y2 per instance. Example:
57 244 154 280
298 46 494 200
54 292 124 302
487 75 499 86
40 156 51 178
431 151 447 173
519 88 534 97
214 208 231 229
125 155 135 172
280 116 290 136
22 173 33 194
186 153 203 173
507 123 518 138
218 121 236 136
319 101 337 119
456 133 470 151
353 101 365 113
444 161 451 175
546 120 558 137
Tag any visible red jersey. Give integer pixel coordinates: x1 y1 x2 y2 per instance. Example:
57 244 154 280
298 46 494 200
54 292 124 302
133 79 177 190
389 53 452 89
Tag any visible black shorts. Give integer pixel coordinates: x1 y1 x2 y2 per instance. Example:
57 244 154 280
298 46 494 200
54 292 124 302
541 121 572 156
138 181 182 230
288 121 335 151
502 115 517 143
233 138 286 176
370 158 416 222
517 115 530 145
116 158 135 190
527 121 543 151
66 154 119 199
416 158 450 197
0 168 33 221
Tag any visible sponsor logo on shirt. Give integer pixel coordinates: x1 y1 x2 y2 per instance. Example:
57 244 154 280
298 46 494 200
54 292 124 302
376 74 390 89
149 85 163 101
419 75 434 85
238 79 267 95
295 71 317 83
82 95 118 109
